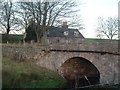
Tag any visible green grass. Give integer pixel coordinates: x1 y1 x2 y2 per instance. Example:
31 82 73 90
85 38 119 43
2 57 67 88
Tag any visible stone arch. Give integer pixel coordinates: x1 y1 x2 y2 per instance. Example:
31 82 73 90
59 57 100 88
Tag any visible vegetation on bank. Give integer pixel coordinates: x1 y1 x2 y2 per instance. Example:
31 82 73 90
2 57 67 88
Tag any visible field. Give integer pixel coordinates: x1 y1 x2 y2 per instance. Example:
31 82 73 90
85 38 119 43
2 57 67 88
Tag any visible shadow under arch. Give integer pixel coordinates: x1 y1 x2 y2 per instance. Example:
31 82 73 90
59 57 100 88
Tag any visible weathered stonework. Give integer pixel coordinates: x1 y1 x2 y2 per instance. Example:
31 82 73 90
2 41 120 85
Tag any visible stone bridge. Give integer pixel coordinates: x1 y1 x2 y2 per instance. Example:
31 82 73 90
34 42 119 85
2 41 120 86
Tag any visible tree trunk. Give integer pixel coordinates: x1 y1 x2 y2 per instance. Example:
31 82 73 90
36 32 41 43
7 25 10 34
41 29 48 45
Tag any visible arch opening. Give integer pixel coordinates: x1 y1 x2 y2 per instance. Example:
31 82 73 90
59 57 100 88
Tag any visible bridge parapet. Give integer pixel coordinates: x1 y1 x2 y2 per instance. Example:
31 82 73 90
48 42 118 52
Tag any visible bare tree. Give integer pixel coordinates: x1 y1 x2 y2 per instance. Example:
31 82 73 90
19 0 83 44
15 4 31 31
0 1 17 34
96 17 118 40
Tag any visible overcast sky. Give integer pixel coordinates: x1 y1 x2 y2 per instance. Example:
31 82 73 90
79 0 119 38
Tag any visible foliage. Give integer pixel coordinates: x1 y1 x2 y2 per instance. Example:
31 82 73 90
2 57 67 88
1 34 23 43
25 24 37 42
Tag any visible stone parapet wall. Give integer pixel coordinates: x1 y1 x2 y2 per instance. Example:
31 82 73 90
2 41 119 61
49 42 118 52
2 44 43 61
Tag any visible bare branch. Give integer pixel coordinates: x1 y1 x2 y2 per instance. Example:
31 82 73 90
96 17 118 40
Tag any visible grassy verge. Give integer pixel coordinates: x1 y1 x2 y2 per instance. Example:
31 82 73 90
84 38 119 43
2 57 67 88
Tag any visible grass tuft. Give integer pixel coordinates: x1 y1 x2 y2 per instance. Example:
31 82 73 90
2 57 67 88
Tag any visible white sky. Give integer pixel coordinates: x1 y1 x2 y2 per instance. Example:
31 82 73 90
78 0 119 38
